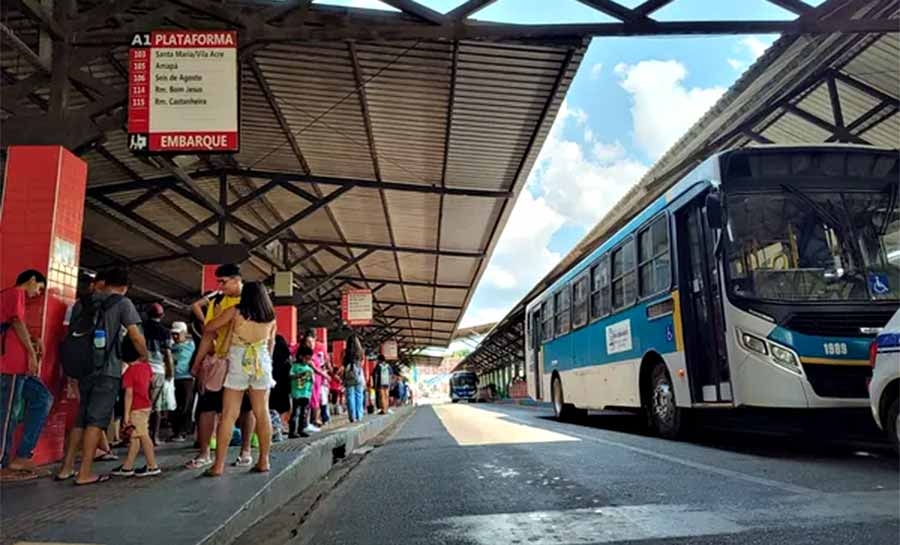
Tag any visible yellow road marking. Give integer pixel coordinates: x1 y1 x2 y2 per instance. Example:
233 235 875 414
433 404 579 446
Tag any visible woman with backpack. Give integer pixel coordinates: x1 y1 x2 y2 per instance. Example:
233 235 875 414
342 334 366 423
200 282 276 476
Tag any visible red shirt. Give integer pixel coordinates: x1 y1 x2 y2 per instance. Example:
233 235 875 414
122 361 152 411
0 288 28 375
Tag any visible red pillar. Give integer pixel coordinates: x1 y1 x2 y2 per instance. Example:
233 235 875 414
201 264 219 294
275 306 297 345
0 146 87 465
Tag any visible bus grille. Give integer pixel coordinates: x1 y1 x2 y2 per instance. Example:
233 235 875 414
802 364 872 399
784 310 895 338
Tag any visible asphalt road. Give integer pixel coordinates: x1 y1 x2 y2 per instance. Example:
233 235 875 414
243 403 900 545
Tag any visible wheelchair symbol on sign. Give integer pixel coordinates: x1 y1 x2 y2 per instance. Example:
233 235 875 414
869 273 890 296
129 134 147 151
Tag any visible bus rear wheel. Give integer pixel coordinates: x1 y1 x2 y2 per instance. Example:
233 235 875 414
551 374 576 421
649 363 682 439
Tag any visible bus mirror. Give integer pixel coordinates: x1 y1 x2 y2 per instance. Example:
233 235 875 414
706 193 723 230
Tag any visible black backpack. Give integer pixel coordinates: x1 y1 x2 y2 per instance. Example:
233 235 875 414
60 294 123 379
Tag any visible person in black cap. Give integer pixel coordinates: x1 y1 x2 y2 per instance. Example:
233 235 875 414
186 264 244 470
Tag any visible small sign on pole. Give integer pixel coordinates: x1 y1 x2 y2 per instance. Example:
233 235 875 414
341 289 373 326
382 340 398 361
128 30 239 154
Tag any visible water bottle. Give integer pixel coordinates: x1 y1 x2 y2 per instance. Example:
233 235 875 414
93 329 107 349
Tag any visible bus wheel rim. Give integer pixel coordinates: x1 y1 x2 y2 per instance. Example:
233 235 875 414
653 381 674 425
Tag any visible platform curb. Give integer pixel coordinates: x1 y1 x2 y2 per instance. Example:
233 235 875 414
198 407 412 545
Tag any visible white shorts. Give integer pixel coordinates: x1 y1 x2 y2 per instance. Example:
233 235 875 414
223 345 275 391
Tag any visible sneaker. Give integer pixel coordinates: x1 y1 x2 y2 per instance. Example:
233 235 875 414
134 466 161 478
387 409 395 415
170 435 187 443
303 425 320 433
110 465 135 477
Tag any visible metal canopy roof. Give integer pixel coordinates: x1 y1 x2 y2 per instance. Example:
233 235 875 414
460 0 899 372
0 0 894 352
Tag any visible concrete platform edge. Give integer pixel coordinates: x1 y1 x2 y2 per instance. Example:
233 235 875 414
198 408 411 545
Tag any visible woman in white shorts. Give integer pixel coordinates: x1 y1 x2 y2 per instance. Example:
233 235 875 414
202 281 276 476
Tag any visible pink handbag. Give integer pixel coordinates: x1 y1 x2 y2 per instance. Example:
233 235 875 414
200 354 228 392
200 321 234 392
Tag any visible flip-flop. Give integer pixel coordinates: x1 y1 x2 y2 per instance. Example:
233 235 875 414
202 468 222 477
53 471 75 482
74 474 111 486
1 470 40 482
95 452 119 462
185 458 212 469
250 466 270 473
232 456 253 467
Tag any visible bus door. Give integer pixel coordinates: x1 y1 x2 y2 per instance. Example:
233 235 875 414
675 196 731 404
530 310 543 399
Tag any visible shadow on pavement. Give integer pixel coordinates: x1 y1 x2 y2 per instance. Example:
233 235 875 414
536 409 898 462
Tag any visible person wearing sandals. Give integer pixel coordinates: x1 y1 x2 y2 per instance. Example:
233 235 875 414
185 264 243 470
202 282 276 476
110 341 160 477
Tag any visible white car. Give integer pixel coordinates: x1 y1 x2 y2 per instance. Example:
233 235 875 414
869 309 900 454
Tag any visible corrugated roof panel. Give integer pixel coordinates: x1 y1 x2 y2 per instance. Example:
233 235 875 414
327 187 392 244
397 252 436 283
403 285 434 304
434 287 468 306
437 256 479 284
375 284 404 301
82 208 174 259
440 195 500 252
761 111 833 142
383 190 440 249
358 250 399 280
842 33 899 102
860 112 899 148
433 308 460 322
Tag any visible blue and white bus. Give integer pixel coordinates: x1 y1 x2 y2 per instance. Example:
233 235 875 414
525 145 899 437
449 370 479 403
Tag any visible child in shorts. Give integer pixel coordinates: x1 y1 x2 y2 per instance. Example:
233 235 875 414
289 345 315 438
111 346 161 477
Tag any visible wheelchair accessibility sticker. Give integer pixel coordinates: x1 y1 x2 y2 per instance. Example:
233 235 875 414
868 272 890 296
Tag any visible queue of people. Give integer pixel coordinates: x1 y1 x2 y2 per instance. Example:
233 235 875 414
0 262 402 484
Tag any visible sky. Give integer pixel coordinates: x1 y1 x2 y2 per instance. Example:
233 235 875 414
315 0 817 338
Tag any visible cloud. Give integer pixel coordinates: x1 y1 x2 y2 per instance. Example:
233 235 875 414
592 140 626 163
590 63 603 79
727 58 745 71
741 36 773 59
728 35 776 71
484 267 518 289
530 100 649 227
459 306 509 328
616 60 725 159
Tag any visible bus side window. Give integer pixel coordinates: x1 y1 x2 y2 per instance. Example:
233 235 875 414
591 255 610 319
639 216 671 298
541 299 554 342
555 289 571 336
572 275 589 329
612 238 637 310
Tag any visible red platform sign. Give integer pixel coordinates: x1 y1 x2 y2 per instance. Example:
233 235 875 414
127 30 239 154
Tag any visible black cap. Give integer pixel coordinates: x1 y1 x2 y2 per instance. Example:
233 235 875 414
215 263 241 278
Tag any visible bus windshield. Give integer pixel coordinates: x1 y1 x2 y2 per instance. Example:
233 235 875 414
725 184 900 302
450 372 477 388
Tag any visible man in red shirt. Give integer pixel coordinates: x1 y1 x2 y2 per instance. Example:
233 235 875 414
0 270 52 479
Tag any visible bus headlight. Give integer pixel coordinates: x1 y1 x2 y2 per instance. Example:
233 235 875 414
740 332 769 355
739 330 802 375
769 343 801 373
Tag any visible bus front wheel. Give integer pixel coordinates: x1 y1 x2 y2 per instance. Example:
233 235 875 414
551 375 576 421
649 363 682 439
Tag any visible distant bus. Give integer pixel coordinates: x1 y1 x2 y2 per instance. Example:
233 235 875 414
449 371 479 403
525 145 899 437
